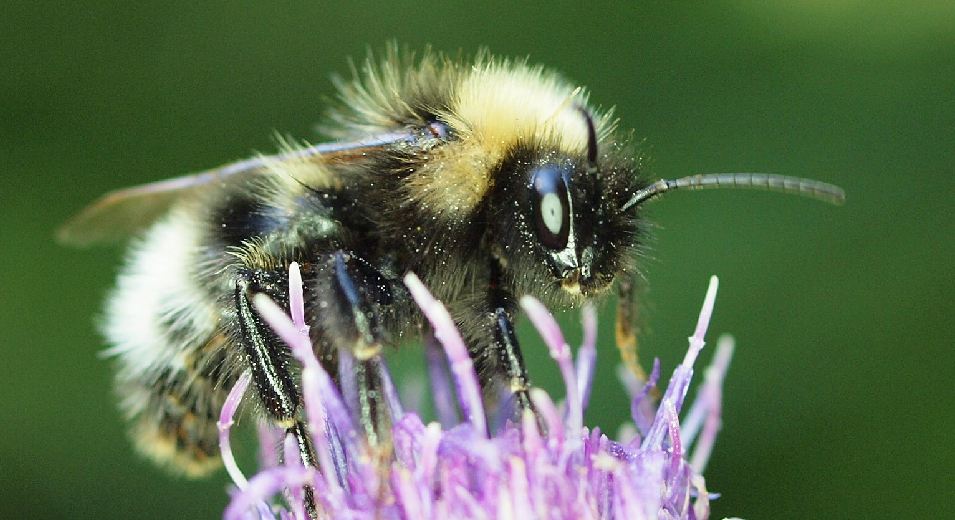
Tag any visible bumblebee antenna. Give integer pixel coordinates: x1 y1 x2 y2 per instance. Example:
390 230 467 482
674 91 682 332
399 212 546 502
575 106 599 167
622 173 846 211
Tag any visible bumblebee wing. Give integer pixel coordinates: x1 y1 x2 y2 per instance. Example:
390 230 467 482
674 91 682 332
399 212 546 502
57 133 414 246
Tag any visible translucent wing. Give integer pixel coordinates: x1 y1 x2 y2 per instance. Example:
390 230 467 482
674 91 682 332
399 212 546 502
57 133 413 246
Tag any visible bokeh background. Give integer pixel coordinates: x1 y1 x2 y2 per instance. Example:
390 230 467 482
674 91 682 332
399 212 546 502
3 1 953 518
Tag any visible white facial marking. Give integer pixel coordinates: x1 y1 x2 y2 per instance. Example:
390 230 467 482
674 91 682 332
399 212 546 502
540 192 563 236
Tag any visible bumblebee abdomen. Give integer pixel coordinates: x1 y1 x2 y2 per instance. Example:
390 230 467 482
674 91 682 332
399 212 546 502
104 209 238 476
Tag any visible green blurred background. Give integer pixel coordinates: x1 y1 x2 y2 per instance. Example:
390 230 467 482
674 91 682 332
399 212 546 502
3 1 953 518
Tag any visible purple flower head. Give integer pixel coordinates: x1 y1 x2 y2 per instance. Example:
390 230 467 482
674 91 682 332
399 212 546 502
219 263 735 520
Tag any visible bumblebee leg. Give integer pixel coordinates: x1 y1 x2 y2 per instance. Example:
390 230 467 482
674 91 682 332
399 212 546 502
322 251 393 447
235 251 396 472
235 268 321 517
234 269 317 465
492 307 535 414
236 270 299 422
616 274 648 383
339 353 390 447
464 261 539 428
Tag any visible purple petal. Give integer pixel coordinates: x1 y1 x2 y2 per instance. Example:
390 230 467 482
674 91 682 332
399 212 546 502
404 272 487 437
520 295 583 437
218 369 252 490
425 332 459 429
576 304 598 417
688 334 734 474
642 276 720 451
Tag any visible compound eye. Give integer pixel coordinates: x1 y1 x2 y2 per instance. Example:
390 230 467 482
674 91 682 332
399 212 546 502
530 164 571 250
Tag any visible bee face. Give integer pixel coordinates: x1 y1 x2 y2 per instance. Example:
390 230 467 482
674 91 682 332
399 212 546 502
485 146 642 304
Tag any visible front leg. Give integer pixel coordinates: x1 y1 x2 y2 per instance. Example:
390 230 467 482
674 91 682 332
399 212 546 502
491 307 534 413
451 261 536 426
616 273 649 384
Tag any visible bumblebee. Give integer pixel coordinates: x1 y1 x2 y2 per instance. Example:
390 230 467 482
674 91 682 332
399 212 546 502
59 47 844 477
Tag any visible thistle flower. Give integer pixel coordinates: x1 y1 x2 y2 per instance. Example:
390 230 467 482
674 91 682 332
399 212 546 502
219 263 735 520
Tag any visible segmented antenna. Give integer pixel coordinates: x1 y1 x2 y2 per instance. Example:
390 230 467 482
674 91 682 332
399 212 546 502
622 173 846 211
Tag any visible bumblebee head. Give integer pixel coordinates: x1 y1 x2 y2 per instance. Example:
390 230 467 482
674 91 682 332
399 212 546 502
486 108 645 306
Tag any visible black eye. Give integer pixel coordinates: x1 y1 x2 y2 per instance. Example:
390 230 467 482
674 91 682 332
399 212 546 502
530 164 571 250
